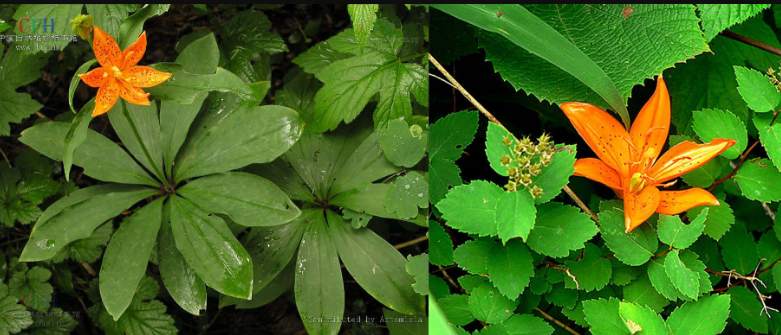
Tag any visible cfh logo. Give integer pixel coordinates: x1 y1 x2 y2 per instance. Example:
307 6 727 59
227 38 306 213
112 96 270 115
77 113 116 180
17 17 56 33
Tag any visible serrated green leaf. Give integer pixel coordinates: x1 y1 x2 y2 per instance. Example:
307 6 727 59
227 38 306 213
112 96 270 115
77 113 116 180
599 208 657 266
658 208 707 249
0 283 32 335
667 17 780 134
622 273 669 313
664 250 700 300
667 294 730 335
348 4 378 45
720 223 759 275
698 4 770 41
647 256 686 301
438 294 474 326
9 266 53 312
729 285 768 333
583 298 631 335
691 109 747 159
429 111 479 162
495 190 536 244
453 240 492 275
437 181 504 237
385 172 428 220
499 314 554 335
544 283 577 310
487 240 534 300
565 243 611 292
688 202 734 240
429 220 455 266
468 282 519 324
292 41 352 76
527 202 597 257
735 66 780 113
531 145 576 204
430 158 462 206
27 307 77 335
406 254 428 296
0 85 43 137
618 301 671 335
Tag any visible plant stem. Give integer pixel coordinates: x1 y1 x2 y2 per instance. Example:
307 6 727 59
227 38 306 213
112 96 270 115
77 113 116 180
709 110 781 192
534 307 581 335
393 235 428 250
428 53 598 223
721 30 781 58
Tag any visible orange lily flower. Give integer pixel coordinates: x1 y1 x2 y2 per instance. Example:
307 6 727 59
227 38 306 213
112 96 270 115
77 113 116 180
560 77 736 232
79 26 172 117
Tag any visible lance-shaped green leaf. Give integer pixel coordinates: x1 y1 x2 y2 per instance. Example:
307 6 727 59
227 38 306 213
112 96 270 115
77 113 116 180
169 196 253 299
296 211 343 335
330 184 426 226
235 260 294 309
328 211 424 315
100 198 163 320
221 209 310 308
175 104 303 182
178 172 300 227
330 132 401 196
146 63 254 104
158 201 206 316
432 4 633 127
108 101 165 184
20 185 156 262
69 59 97 114
20 122 158 186
62 99 94 181
246 160 314 203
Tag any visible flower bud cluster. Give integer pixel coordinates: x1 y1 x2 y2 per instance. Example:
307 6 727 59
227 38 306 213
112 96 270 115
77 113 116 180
500 132 556 198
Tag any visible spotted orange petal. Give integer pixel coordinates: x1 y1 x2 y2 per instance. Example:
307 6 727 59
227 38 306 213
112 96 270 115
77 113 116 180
124 66 172 88
629 76 669 164
574 158 623 191
93 26 122 68
649 139 736 184
118 80 150 106
79 67 108 88
93 78 120 117
624 186 660 233
560 102 634 178
121 32 147 70
657 188 719 215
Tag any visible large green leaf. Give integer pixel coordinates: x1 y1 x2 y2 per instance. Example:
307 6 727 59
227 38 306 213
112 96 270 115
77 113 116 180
583 298 631 335
108 101 165 184
20 185 156 262
729 286 768 333
664 250 699 300
86 4 140 38
486 239 534 301
328 211 424 315
0 44 49 135
734 158 781 202
468 282 519 324
698 4 770 41
429 111 478 162
178 172 300 227
494 190 536 244
311 19 427 132
667 294 731 335
438 5 707 127
174 103 303 182
691 109 747 159
0 283 32 334
617 301 671 335
169 196 253 299
437 180 504 237
735 65 780 113
158 201 206 316
599 208 658 266
0 85 43 137
117 4 170 49
20 122 158 186
719 223 759 275
379 119 427 168
666 17 781 133
429 220 455 267
100 198 163 320
295 211 343 335
565 243 612 292
146 63 254 104
527 202 597 257
657 209 708 249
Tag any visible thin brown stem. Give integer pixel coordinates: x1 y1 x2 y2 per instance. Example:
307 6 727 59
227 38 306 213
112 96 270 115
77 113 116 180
0 147 11 168
428 53 597 223
709 110 781 192
393 235 428 250
534 307 581 335
721 30 781 58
